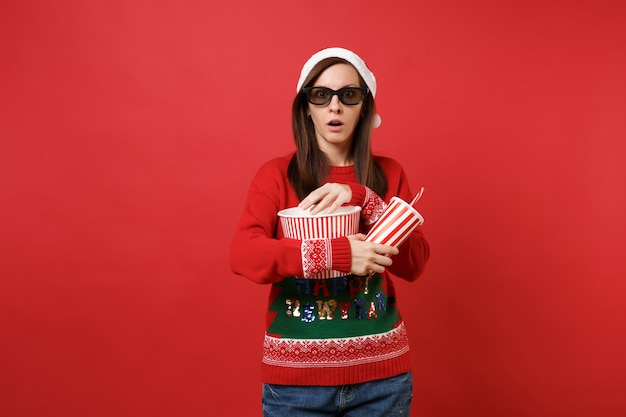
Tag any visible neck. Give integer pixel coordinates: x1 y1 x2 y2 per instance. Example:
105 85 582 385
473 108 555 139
319 142 353 167
325 151 352 167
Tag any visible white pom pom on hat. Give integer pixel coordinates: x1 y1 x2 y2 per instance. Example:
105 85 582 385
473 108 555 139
297 47 382 128
372 113 381 128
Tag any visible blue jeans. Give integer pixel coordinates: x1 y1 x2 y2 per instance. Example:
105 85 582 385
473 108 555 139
262 372 413 416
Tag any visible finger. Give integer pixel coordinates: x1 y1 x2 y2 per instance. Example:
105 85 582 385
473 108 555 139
317 198 342 214
309 198 332 214
375 243 399 256
368 263 386 274
375 254 394 267
298 193 322 210
315 192 351 214
299 184 332 210
309 193 341 214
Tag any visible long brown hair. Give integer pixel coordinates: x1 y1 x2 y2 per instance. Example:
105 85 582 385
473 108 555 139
287 57 387 200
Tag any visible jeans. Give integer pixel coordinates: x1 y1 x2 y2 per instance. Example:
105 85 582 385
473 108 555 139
262 372 413 416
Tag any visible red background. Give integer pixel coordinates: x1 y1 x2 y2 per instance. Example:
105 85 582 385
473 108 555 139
1 1 625 416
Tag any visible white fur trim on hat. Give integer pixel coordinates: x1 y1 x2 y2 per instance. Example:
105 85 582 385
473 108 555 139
296 47 377 96
296 47 381 127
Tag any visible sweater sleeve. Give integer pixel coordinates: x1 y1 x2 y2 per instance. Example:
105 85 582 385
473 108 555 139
347 183 386 226
230 189 302 284
388 226 430 282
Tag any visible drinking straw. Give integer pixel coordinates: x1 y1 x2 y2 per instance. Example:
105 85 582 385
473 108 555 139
410 187 425 207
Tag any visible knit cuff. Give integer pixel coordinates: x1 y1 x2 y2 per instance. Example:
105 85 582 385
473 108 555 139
329 236 352 273
347 183 367 207
301 238 331 278
361 187 387 225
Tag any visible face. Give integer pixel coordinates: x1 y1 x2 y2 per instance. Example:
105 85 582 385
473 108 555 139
307 63 363 157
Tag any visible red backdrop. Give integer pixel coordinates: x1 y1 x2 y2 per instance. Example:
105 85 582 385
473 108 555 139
1 1 625 416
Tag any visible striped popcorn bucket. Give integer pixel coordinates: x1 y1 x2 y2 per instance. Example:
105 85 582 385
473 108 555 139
278 206 361 278
364 197 424 248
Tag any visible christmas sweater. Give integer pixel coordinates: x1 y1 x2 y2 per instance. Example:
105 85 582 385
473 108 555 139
230 154 429 386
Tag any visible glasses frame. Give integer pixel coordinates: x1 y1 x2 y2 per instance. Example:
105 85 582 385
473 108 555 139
302 86 369 106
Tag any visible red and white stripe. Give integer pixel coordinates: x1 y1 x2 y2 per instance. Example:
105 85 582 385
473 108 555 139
364 197 424 248
281 212 359 241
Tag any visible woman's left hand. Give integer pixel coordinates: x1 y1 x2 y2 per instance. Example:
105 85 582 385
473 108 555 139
299 183 351 215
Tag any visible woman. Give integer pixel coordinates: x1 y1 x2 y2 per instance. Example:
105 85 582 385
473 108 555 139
230 47 430 416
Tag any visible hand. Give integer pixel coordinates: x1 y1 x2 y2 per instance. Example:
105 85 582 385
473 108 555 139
299 183 352 215
347 234 399 276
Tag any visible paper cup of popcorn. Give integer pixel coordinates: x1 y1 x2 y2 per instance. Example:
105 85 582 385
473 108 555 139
364 197 424 248
278 206 361 278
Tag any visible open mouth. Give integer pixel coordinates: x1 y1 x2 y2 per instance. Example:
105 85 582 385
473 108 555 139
328 120 343 127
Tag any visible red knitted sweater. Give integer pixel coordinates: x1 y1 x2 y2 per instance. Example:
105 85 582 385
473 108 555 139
230 154 429 386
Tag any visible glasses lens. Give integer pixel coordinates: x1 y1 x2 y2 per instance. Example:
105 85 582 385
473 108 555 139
307 87 332 105
339 88 364 105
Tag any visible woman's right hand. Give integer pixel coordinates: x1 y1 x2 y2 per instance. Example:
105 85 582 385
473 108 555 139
347 234 399 276
299 183 352 215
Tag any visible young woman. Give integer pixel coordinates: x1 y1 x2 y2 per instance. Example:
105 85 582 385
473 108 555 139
230 47 430 416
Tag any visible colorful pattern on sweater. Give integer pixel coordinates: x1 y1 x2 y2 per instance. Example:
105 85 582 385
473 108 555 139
264 273 408 369
362 187 387 225
301 238 331 277
263 323 409 368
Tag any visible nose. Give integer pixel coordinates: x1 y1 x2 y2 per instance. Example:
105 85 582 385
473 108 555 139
328 94 342 113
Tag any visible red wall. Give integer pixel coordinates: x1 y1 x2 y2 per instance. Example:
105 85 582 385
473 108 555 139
1 1 625 416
